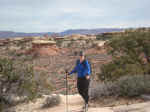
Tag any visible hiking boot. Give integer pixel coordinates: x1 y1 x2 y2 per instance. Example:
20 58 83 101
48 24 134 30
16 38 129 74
84 103 88 112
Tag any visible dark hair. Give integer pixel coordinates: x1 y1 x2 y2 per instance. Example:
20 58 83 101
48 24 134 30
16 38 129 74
79 51 85 56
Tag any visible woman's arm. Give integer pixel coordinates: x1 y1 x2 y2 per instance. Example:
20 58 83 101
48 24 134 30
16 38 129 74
84 60 91 79
69 61 78 75
84 60 91 75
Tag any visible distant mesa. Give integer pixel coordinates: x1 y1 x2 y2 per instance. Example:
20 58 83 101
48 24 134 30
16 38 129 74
0 31 53 38
60 28 123 36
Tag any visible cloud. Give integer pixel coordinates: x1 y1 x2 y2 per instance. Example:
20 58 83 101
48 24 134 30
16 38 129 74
0 0 150 32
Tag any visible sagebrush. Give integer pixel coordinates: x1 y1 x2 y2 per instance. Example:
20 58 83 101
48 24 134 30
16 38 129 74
90 75 150 99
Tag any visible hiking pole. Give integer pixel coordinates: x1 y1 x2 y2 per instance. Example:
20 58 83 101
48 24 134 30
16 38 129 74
0 64 3 73
65 69 69 112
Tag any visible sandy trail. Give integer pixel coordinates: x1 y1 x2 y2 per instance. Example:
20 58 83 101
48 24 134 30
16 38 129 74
6 94 113 112
8 94 150 112
38 94 113 112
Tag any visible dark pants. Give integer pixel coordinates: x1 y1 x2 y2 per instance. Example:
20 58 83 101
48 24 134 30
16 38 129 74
77 77 90 104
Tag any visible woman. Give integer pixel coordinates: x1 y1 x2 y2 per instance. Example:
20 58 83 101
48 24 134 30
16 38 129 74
68 51 91 111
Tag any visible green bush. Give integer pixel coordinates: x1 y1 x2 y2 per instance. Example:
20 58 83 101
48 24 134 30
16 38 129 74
98 31 150 81
96 35 113 41
99 59 148 81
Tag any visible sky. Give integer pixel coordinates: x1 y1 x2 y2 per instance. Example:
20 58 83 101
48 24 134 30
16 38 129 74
0 0 150 32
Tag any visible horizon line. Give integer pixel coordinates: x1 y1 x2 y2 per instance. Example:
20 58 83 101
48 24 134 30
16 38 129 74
0 26 150 33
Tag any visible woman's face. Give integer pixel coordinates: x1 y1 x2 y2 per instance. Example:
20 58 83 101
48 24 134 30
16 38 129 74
80 55 85 61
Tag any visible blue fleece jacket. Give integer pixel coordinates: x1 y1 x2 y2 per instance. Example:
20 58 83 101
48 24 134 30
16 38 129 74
69 59 91 78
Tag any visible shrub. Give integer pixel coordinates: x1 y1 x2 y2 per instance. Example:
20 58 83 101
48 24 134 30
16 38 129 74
34 71 53 95
42 94 60 108
90 75 150 99
0 58 38 100
115 75 150 97
89 82 116 100
56 40 63 47
0 57 52 110
99 59 147 81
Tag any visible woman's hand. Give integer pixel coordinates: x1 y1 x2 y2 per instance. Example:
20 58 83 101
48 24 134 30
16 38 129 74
86 75 90 80
65 69 69 75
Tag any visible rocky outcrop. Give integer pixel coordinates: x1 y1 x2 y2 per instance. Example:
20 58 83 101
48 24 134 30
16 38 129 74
0 39 10 46
31 40 59 56
65 34 96 40
32 40 56 48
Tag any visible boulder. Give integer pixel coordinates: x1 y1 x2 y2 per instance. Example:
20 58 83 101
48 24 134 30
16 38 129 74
54 36 65 40
93 40 106 49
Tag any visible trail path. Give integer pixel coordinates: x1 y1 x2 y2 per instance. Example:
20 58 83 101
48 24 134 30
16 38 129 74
46 94 113 112
5 94 150 112
6 94 113 112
